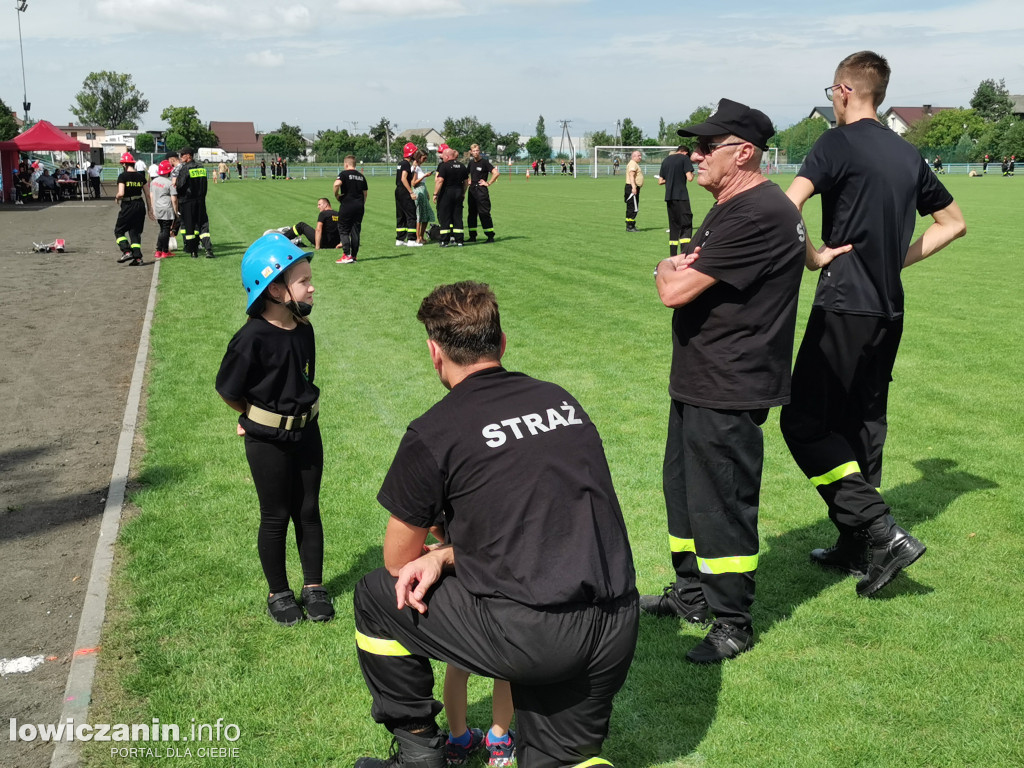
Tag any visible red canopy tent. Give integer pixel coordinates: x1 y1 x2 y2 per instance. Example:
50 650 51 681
2 120 91 202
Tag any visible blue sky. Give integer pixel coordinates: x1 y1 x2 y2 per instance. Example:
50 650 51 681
2 0 1021 139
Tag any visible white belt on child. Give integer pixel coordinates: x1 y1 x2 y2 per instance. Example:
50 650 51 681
245 399 319 431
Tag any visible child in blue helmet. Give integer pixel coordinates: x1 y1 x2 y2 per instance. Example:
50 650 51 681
215 233 334 626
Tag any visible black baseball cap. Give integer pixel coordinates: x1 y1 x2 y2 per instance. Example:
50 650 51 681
678 98 774 150
179 146 195 156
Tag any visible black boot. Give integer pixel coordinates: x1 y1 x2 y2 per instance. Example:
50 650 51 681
686 621 753 664
639 585 709 624
856 514 926 597
810 533 869 577
354 728 446 768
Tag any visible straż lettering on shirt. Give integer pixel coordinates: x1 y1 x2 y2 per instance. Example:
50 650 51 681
482 401 584 448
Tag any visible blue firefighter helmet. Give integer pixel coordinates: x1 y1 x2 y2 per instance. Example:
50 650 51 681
241 232 312 315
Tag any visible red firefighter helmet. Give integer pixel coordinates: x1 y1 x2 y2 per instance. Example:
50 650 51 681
120 151 135 164
157 160 173 176
403 142 417 159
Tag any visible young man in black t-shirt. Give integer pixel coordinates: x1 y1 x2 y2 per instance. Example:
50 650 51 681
433 148 470 246
648 99 831 664
658 145 695 256
289 198 340 250
353 282 637 768
466 143 499 242
782 51 966 597
333 155 368 263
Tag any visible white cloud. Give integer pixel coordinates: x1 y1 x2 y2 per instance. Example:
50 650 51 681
245 50 285 68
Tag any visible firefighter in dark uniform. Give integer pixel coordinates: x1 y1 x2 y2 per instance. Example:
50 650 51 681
645 99 819 663
782 51 966 596
353 281 638 768
395 142 418 246
433 148 470 247
113 151 154 266
657 145 695 256
466 143 499 242
332 155 368 263
173 147 214 258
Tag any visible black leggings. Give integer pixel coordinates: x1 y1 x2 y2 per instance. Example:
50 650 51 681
244 422 324 594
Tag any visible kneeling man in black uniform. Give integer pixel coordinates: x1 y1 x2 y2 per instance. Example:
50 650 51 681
353 281 639 768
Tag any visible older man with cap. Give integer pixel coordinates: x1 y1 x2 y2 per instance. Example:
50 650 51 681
641 99 850 663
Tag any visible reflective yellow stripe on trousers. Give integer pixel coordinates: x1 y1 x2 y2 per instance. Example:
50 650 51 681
697 553 759 575
573 758 613 767
354 630 411 656
809 460 861 488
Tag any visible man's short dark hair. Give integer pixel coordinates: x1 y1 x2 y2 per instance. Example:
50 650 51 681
678 145 690 154
836 50 890 109
318 197 330 206
417 281 502 365
165 152 179 160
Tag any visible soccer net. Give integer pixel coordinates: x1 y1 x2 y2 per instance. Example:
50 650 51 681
591 146 679 178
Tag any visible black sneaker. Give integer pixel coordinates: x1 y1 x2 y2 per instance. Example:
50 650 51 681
857 524 926 597
128 257 144 266
810 535 869 577
445 728 483 765
117 251 135 263
300 585 335 622
686 622 753 664
639 585 709 624
267 590 304 626
355 728 446 768
205 251 216 259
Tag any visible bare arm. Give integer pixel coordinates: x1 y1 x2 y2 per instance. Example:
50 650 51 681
383 515 430 576
654 249 719 308
315 221 323 249
485 168 499 186
786 176 852 271
903 201 966 268
115 182 125 202
686 171 694 182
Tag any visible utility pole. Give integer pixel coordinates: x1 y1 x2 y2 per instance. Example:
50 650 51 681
16 0 30 124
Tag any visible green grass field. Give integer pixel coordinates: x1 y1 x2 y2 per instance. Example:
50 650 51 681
87 172 1024 767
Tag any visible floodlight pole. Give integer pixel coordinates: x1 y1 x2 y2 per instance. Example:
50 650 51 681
16 0 30 124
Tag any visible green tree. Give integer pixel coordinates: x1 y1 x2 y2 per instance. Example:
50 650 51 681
134 132 155 153
970 78 1014 122
586 130 616 147
657 117 668 143
535 115 547 139
442 116 498 155
0 96 18 140
160 105 217 148
525 136 549 160
262 122 306 160
686 104 715 125
494 131 521 160
775 117 828 164
70 71 149 129
902 109 985 150
369 117 395 146
164 131 188 152
619 118 643 145
311 129 383 163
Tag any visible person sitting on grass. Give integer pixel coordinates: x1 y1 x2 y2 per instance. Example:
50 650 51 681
215 233 334 627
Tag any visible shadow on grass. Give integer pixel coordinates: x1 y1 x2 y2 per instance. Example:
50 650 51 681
756 456 998 630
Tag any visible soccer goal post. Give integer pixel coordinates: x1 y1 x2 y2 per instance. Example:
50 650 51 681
592 146 680 178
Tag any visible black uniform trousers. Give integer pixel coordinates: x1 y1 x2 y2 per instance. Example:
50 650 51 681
436 189 466 244
467 185 494 240
780 308 903 533
155 218 172 252
355 568 638 768
339 201 364 259
663 401 765 628
244 422 324 595
178 198 211 255
624 185 639 229
395 187 416 243
292 222 317 247
666 199 693 256
114 199 146 258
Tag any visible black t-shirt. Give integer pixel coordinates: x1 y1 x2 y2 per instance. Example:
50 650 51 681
117 170 146 201
215 317 319 442
798 119 954 318
437 160 469 194
469 158 495 185
377 367 636 607
316 208 341 248
175 161 208 200
659 153 694 201
336 169 368 206
396 159 412 189
670 181 805 409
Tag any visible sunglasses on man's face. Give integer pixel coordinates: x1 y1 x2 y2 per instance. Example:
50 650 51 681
696 138 747 155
